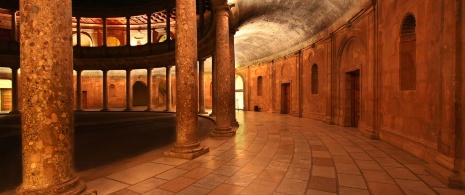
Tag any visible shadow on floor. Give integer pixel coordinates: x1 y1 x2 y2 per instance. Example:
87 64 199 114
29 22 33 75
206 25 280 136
0 112 214 192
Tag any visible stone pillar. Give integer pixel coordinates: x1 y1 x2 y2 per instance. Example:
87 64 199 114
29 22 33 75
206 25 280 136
17 0 90 193
166 8 171 50
147 13 152 45
211 2 235 136
10 10 16 41
76 16 81 47
9 67 20 114
76 69 83 111
209 55 217 116
103 17 107 46
164 66 172 111
164 0 208 159
199 0 205 36
126 16 131 46
198 59 207 114
229 32 239 126
101 70 109 111
124 69 132 111
146 68 153 111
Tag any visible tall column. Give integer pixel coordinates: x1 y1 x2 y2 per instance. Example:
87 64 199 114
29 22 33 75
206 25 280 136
147 13 152 45
10 10 16 41
209 55 217 116
164 66 172 111
124 69 132 111
103 17 107 46
126 16 131 46
199 0 205 36
166 9 171 50
9 67 20 114
76 69 83 111
146 68 153 111
198 59 207 114
229 32 239 126
17 0 91 193
101 70 109 111
164 0 208 159
211 2 234 136
76 16 81 47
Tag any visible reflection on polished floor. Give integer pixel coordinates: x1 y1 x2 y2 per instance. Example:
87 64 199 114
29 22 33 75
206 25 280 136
2 111 465 195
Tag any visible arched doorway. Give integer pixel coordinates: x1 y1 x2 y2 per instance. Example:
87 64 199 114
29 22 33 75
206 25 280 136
235 76 244 110
107 36 121 47
72 33 93 47
133 81 148 106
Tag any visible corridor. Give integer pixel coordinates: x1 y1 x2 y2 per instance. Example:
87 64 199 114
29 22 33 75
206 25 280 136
76 112 464 195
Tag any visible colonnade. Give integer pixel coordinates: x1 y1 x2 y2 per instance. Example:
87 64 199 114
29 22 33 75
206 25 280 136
12 0 237 193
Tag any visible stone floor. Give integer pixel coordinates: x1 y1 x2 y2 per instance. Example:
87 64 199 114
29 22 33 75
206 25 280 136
2 111 465 195
84 111 465 195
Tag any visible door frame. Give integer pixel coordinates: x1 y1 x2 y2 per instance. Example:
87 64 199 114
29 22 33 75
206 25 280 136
281 82 291 114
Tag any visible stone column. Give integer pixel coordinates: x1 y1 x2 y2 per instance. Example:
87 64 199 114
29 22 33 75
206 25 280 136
101 70 109 111
199 0 205 36
17 0 91 193
166 8 171 50
198 59 207 114
76 16 81 47
10 10 16 41
146 68 153 111
124 69 132 111
164 66 172 111
9 67 20 114
164 0 208 159
126 16 131 46
76 69 83 111
147 13 152 45
103 17 107 46
211 2 235 136
209 55 217 116
229 32 239 126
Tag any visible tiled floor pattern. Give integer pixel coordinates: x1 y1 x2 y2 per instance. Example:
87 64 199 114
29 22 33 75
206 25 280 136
87 112 465 195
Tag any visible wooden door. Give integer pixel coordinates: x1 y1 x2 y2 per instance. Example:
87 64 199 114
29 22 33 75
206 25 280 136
351 70 361 127
82 91 88 109
1 89 12 111
282 83 291 114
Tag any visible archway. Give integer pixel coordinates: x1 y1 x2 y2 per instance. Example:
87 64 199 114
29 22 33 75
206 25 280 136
235 76 244 110
107 36 121 47
133 81 148 106
72 33 93 47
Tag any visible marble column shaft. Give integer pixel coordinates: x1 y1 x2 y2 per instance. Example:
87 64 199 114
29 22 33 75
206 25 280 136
102 70 109 111
146 68 153 111
10 67 20 114
17 0 88 193
126 16 131 46
103 17 107 46
11 10 16 41
125 69 132 111
211 4 234 136
165 66 172 111
229 32 239 126
209 55 217 116
164 0 208 159
198 59 207 114
76 69 83 111
76 16 81 47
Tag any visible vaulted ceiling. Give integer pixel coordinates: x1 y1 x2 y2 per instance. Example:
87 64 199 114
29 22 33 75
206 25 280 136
234 0 367 66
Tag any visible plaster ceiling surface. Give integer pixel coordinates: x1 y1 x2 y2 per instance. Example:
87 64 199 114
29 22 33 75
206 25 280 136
234 0 368 66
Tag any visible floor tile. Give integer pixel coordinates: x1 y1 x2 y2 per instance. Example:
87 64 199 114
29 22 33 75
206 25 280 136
396 179 437 195
306 189 336 195
385 167 419 180
213 165 242 176
87 178 129 195
182 167 215 179
339 187 370 195
362 170 395 184
176 186 210 195
157 177 196 192
256 169 286 183
337 174 367 189
109 189 141 195
285 167 311 180
107 163 173 184
193 174 229 189
142 188 173 195
335 163 361 175
224 172 257 187
367 182 404 195
208 184 245 195
308 176 337 193
275 178 307 194
312 157 334 167
127 178 168 193
312 166 336 178
240 180 278 195
152 157 189 166
155 168 188 180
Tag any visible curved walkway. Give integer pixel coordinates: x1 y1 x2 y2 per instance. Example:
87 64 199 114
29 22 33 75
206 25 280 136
79 111 465 195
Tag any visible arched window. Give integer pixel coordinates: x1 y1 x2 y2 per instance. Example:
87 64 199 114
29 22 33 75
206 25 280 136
311 64 318 94
400 13 416 90
257 76 263 96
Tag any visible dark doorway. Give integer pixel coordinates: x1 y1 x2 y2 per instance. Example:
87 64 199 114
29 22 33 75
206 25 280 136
281 83 291 114
82 91 88 109
348 70 361 127
133 81 148 106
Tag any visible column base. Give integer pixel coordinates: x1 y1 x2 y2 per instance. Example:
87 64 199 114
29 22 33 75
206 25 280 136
17 177 95 195
100 108 109 112
9 110 20 114
124 108 132 112
211 128 236 137
426 162 463 188
164 147 209 159
230 120 239 127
